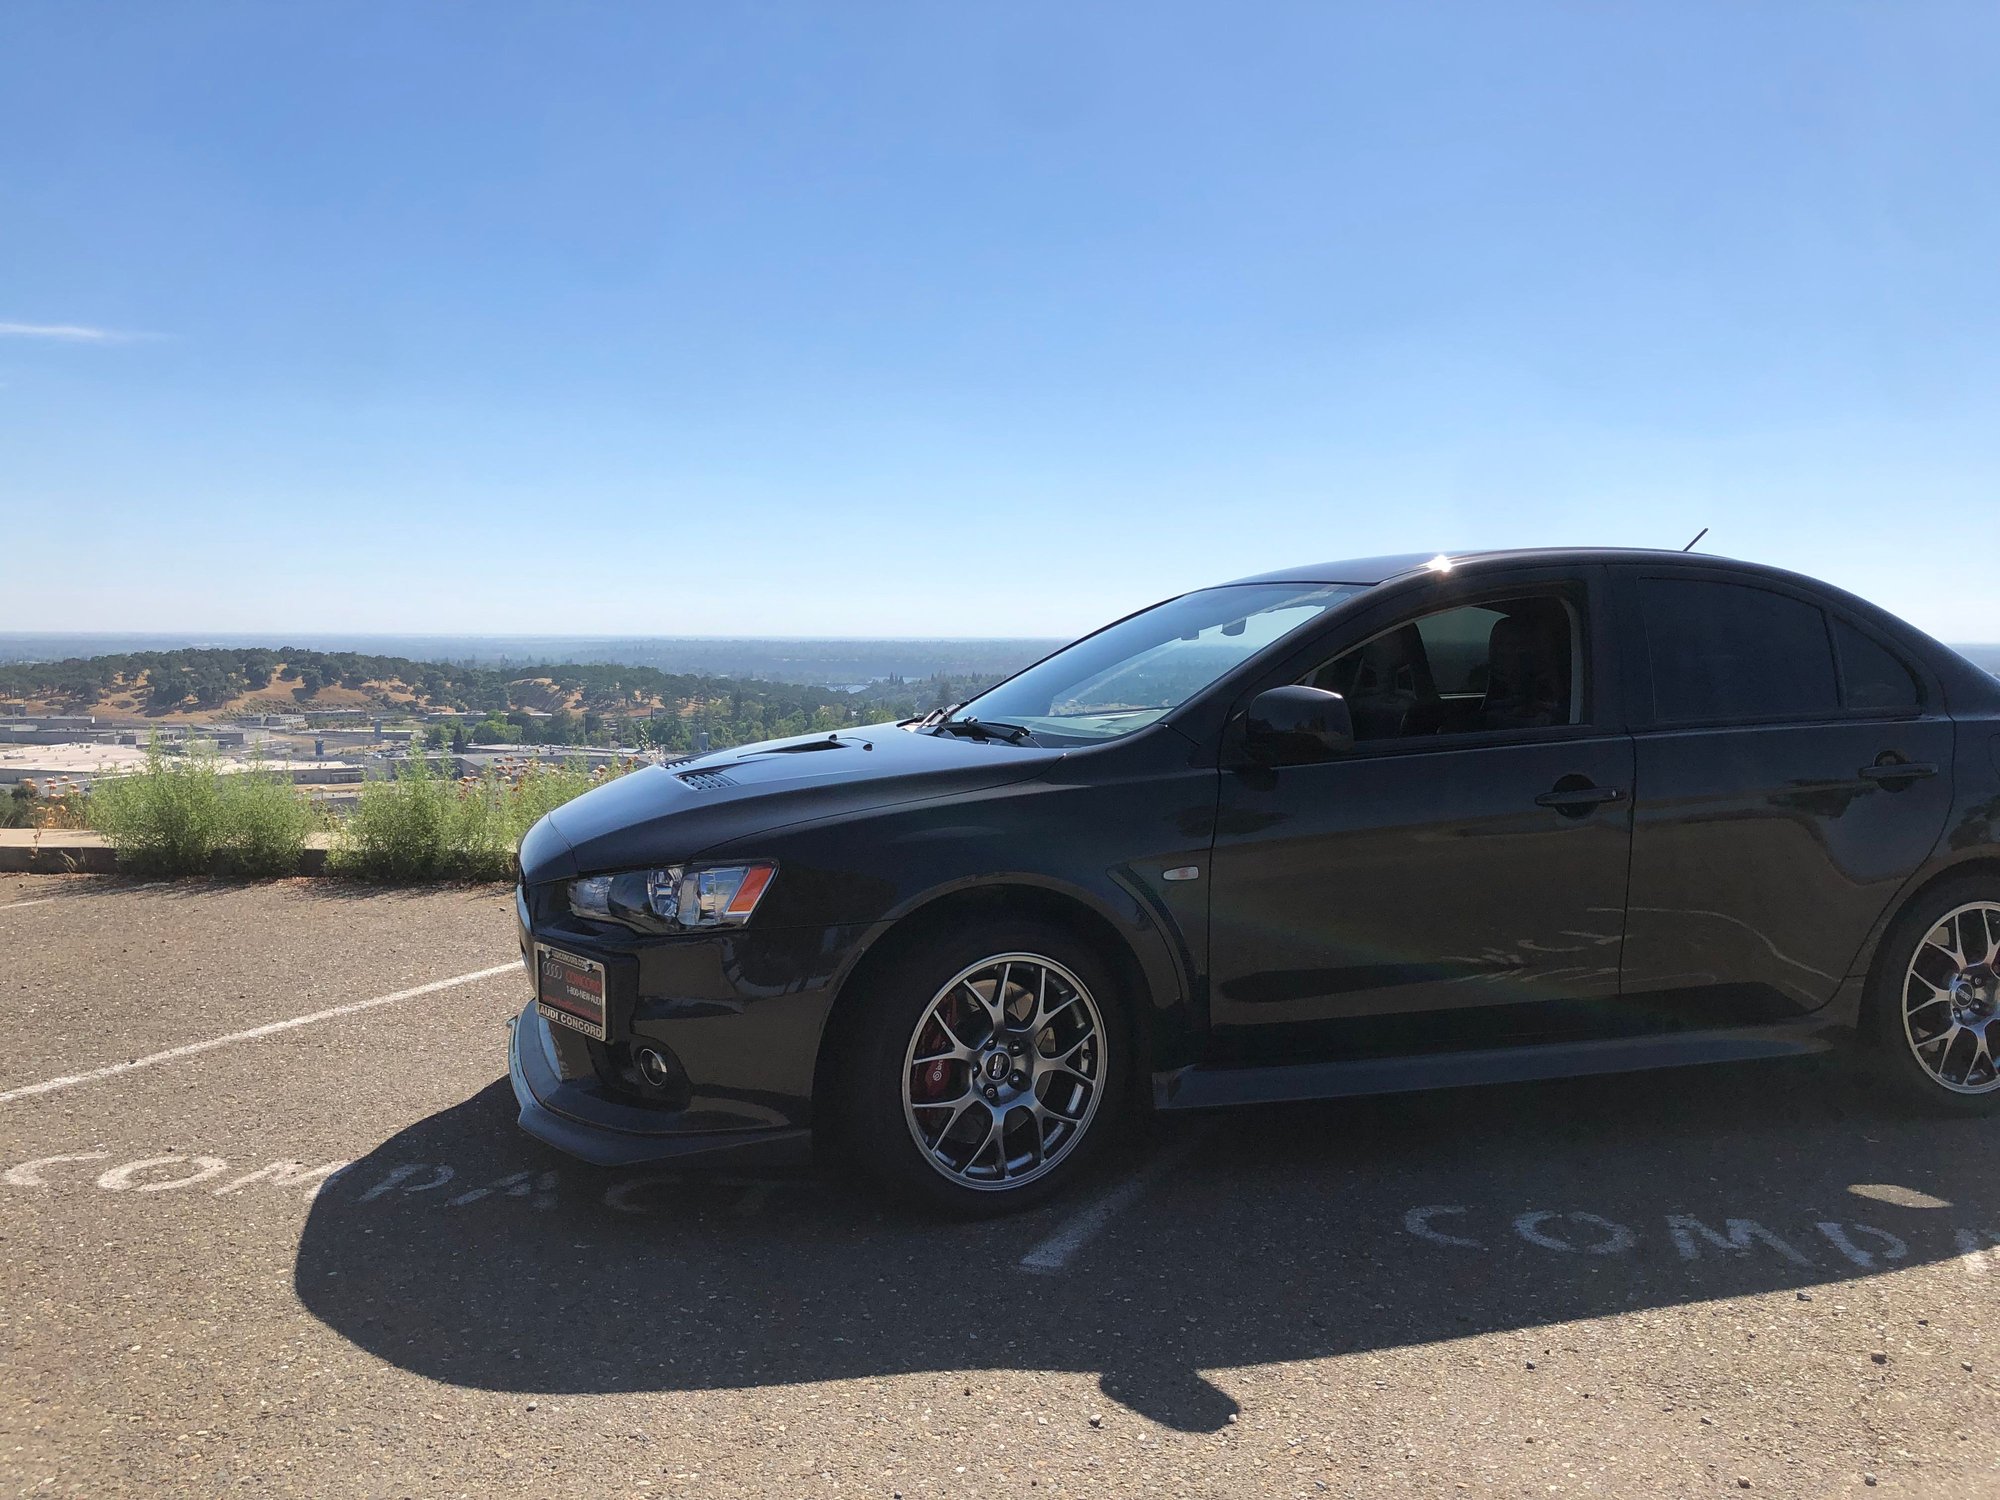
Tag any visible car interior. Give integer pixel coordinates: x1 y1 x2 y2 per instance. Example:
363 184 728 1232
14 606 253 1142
1306 595 1580 740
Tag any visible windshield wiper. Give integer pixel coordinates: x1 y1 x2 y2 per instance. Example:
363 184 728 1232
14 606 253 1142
931 717 1040 746
901 701 965 730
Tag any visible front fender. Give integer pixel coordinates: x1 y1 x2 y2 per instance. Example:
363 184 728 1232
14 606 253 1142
697 762 1220 1075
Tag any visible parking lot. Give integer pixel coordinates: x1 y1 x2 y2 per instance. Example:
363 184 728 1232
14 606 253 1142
4 875 2000 1497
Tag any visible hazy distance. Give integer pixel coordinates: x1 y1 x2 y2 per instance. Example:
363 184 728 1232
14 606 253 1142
3 631 1993 690
0 634 1067 691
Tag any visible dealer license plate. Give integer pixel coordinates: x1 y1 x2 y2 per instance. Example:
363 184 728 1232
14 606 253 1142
535 945 608 1041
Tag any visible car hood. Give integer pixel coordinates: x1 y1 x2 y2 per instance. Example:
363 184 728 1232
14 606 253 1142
518 723 1062 882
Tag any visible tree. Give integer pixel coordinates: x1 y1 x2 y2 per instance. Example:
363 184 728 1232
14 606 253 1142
471 717 520 745
148 664 196 712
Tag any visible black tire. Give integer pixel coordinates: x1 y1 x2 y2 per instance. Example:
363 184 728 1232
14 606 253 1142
1863 874 2000 1115
829 916 1131 1216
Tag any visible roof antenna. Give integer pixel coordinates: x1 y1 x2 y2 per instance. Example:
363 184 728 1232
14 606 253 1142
1681 527 1709 552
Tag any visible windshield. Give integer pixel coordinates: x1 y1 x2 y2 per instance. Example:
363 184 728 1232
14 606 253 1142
945 582 1368 744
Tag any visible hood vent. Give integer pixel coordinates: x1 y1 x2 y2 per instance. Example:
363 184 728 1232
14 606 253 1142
676 769 738 791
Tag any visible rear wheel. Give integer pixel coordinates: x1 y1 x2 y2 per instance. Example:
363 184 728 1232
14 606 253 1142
833 918 1128 1215
1865 877 2000 1113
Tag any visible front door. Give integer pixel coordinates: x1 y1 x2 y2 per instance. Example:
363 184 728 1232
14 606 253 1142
1207 575 1636 1063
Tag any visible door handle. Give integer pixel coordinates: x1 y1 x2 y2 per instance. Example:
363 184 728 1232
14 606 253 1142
1535 785 1624 810
1859 760 1938 783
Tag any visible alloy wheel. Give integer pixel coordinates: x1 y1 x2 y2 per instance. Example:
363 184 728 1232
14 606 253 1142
900 952 1106 1191
1903 901 2000 1094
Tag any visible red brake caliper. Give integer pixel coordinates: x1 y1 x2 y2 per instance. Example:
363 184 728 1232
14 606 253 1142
912 1018 953 1102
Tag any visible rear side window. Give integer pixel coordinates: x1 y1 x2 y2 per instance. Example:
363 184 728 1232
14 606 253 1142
1638 578 1838 723
1833 618 1920 711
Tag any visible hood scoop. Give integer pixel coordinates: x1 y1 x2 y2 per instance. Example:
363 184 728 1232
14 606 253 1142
676 769 738 791
735 734 874 758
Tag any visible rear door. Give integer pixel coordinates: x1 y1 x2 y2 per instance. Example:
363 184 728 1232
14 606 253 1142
1205 566 1636 1063
1614 568 1954 1025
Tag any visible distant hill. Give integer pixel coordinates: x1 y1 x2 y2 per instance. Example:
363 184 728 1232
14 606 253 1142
0 633 1059 690
0 646 992 750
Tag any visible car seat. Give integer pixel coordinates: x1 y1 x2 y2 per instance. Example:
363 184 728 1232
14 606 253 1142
1479 602 1572 729
1314 624 1444 739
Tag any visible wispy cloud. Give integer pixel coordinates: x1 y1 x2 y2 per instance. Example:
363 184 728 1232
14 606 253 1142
0 321 142 343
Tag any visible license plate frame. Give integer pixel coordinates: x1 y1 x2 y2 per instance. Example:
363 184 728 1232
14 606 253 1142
535 944 609 1041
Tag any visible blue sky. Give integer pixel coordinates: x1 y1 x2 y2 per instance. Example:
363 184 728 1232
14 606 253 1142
3 3 1996 640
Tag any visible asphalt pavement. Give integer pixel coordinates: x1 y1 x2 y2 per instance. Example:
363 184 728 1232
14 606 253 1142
3 873 1999 1497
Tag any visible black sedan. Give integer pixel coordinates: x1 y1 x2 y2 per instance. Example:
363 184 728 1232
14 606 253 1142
509 548 2000 1213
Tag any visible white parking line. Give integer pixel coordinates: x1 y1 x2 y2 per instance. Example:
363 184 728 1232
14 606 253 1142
1018 1130 1205 1275
0 898 60 913
0 962 522 1106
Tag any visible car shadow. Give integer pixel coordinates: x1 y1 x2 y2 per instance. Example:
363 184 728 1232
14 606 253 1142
293 1056 2000 1433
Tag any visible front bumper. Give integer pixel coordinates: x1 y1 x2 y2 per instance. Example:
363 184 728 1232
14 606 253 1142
509 1004 811 1168
508 882 877 1168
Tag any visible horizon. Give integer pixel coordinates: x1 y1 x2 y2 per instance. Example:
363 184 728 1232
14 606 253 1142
6 627 2000 651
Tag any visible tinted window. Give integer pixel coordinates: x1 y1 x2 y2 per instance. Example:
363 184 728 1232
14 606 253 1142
1302 594 1580 741
1834 618 1920 711
1639 579 1837 722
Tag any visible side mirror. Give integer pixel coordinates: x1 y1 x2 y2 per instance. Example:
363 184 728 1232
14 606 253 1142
1244 685 1354 763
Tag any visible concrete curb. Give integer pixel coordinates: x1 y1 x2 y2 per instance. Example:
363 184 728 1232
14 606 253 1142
0 830 334 875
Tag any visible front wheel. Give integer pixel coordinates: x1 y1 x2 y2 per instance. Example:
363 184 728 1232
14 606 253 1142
1865 877 2000 1114
833 919 1128 1215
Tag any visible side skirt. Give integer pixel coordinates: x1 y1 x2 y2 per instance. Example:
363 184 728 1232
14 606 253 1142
1153 1021 1850 1111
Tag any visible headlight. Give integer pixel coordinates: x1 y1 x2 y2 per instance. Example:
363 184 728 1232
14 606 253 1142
567 862 777 933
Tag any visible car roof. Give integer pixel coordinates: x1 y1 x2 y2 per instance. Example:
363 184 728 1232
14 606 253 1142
1217 547 2000 710
1225 547 1770 587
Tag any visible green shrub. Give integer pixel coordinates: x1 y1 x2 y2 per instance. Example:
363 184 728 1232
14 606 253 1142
329 755 618 883
220 761 319 877
1 784 36 830
328 753 464 881
89 739 313 877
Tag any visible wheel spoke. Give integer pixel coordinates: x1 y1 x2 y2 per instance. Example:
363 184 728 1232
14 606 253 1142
1027 1102 1063 1151
960 976 1003 1035
919 1093 977 1147
1925 929 1967 970
1042 1062 1096 1093
944 992 992 1048
1049 1033 1094 1067
1939 1026 1971 1084
1958 911 1986 970
1037 1090 1088 1123
1917 1022 1961 1056
970 1104 1003 1176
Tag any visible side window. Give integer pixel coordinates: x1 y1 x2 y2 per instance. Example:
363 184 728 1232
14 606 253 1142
1832 618 1920 712
1301 594 1582 742
1638 578 1837 723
